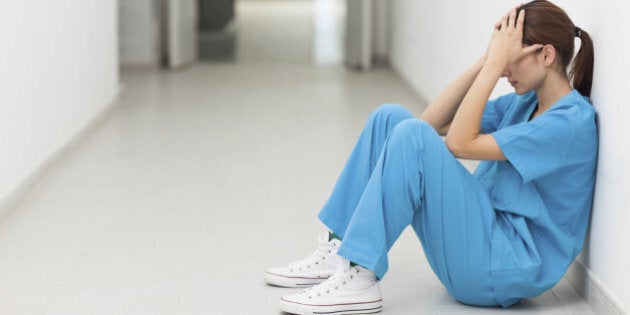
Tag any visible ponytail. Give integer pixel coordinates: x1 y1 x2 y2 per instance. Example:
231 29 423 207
519 1 595 98
570 28 594 97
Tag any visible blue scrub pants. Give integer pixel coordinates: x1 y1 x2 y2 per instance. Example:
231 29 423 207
318 104 500 306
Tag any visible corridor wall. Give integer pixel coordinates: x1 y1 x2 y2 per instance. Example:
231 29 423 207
0 1 120 218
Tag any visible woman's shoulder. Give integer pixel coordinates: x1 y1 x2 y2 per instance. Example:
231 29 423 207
549 90 596 121
541 91 597 149
555 89 592 107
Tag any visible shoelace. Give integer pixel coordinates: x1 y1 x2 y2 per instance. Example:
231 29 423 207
283 235 337 272
299 263 360 299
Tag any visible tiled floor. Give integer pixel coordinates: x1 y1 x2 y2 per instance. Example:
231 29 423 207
0 0 597 314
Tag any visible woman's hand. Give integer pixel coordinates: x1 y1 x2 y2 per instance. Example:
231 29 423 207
486 9 542 67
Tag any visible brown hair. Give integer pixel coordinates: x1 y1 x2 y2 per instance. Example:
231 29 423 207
518 0 594 97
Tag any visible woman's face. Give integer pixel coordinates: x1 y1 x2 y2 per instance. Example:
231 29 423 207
501 48 546 95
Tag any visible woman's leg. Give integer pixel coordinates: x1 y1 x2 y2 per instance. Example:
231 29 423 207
333 119 498 306
318 104 415 237
265 104 414 289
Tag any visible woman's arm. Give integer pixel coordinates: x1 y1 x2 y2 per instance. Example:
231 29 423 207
420 55 487 136
445 9 541 160
444 58 506 160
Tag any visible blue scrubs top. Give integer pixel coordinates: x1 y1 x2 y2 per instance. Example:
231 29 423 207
474 90 598 306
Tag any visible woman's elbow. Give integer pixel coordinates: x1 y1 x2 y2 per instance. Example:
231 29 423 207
444 135 506 161
444 138 465 158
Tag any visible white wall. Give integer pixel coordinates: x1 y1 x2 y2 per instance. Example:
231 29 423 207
345 0 373 69
0 1 119 211
166 0 198 68
389 0 629 312
119 0 161 66
372 0 389 60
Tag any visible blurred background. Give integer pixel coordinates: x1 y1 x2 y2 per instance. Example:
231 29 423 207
0 0 628 313
118 0 385 69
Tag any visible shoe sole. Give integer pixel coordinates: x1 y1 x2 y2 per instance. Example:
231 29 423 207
265 272 329 288
278 298 383 315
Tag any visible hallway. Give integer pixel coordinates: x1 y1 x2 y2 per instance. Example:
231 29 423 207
0 1 596 314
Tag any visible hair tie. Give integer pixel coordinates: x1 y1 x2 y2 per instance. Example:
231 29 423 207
574 26 582 38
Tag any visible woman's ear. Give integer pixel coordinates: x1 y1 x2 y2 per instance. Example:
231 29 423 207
541 44 557 67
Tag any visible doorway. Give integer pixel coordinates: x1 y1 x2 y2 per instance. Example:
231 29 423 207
197 0 346 65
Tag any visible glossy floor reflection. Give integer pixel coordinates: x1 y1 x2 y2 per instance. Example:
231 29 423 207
0 0 596 314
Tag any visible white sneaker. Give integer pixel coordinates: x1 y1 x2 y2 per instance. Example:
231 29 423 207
278 259 383 315
265 235 341 288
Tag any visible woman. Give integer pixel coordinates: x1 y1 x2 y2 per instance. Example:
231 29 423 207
265 0 597 313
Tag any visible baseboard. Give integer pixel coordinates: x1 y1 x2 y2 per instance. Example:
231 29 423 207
0 85 124 223
565 260 626 314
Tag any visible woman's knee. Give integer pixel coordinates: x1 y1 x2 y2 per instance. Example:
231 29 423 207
368 104 414 126
384 119 444 155
390 119 436 139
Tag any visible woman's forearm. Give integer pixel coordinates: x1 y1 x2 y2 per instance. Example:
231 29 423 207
445 58 504 149
445 8 538 156
420 55 487 135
